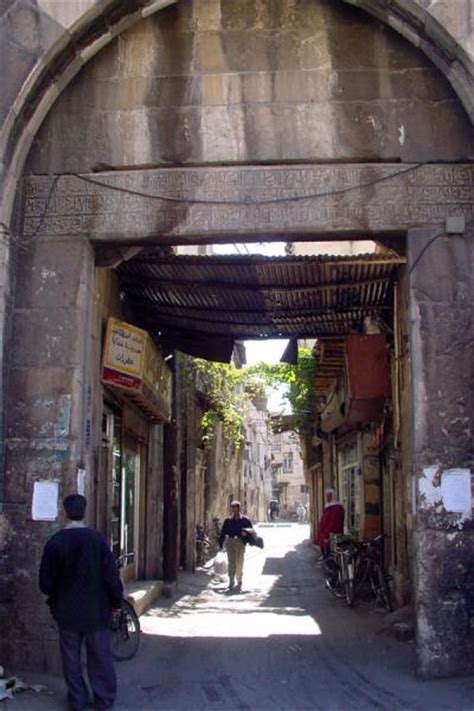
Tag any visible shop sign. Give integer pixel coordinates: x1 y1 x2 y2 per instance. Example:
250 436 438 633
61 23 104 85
102 318 171 421
102 318 145 390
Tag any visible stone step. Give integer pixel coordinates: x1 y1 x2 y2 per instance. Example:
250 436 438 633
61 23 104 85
124 580 164 617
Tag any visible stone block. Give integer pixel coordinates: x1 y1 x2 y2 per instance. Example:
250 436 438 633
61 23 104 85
415 301 472 379
6 366 80 428
136 18 195 76
410 235 470 304
79 28 113 64
79 31 120 80
201 30 305 73
146 75 202 108
423 13 457 61
0 25 38 111
125 579 164 616
447 62 474 123
6 388 75 442
10 308 81 368
386 12 421 49
23 441 78 482
14 238 91 310
142 0 179 21
23 0 473 176
415 528 474 678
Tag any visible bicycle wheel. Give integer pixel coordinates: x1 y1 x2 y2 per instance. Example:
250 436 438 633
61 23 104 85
368 562 393 612
343 555 358 607
324 557 345 599
375 564 393 612
195 540 205 567
111 600 140 661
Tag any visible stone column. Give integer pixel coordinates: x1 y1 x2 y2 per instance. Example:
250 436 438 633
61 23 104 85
163 359 179 584
185 387 197 571
0 235 94 671
408 225 474 678
145 422 164 580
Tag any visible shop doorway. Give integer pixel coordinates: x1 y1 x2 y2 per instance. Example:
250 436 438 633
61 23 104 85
101 408 141 581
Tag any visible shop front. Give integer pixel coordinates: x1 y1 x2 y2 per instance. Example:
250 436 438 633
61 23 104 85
99 317 172 581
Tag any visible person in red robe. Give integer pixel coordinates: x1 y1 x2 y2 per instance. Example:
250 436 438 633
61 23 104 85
316 488 344 557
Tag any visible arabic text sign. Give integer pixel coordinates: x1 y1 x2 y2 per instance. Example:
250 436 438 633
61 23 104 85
101 317 172 420
102 318 146 386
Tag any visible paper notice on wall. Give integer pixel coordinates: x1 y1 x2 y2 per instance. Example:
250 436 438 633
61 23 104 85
441 469 472 514
77 468 86 496
32 481 59 521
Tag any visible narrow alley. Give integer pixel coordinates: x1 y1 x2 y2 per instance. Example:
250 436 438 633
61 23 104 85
14 525 474 711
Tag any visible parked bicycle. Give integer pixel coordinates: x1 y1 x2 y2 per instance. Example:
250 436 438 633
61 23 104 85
346 534 393 611
195 523 217 567
111 553 141 661
210 516 221 547
324 534 392 612
323 537 354 600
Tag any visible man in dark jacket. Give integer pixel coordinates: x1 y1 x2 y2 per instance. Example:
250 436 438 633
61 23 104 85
39 494 123 711
218 500 253 592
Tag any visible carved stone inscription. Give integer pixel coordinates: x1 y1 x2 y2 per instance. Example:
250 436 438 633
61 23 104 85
22 164 474 241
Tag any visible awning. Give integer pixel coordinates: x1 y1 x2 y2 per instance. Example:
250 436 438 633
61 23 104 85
117 252 404 361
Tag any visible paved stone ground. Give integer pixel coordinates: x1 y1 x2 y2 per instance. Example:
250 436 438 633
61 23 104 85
5 524 474 710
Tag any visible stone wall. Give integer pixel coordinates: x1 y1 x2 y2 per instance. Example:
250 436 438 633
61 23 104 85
25 0 472 174
1 1 472 137
408 225 474 678
0 236 95 671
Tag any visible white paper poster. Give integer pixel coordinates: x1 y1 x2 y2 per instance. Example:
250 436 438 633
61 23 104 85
441 469 472 514
32 481 59 521
77 468 86 496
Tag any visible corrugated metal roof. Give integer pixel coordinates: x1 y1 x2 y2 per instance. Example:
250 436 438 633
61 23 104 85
117 252 403 347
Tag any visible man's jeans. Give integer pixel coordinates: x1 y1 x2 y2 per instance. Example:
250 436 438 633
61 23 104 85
59 628 116 710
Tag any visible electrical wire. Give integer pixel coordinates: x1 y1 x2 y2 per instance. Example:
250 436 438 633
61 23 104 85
1 174 60 247
73 162 423 206
407 232 445 276
7 166 469 279
14 162 423 245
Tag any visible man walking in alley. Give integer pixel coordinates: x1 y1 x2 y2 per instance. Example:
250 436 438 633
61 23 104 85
39 494 123 711
218 500 253 592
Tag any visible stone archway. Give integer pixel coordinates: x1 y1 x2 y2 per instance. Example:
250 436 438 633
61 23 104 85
1 0 473 681
1 0 472 224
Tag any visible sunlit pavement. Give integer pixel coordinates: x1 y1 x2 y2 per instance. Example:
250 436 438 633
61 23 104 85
12 524 474 710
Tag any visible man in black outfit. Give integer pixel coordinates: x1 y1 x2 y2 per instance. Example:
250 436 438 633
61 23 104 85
218 500 253 592
39 494 123 711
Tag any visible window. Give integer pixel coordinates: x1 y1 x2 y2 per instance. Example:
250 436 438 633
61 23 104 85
338 438 362 535
283 452 293 473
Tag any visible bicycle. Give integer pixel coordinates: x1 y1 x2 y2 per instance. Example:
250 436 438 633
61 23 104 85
344 534 393 612
210 516 221 548
111 554 141 661
195 523 217 567
323 542 347 599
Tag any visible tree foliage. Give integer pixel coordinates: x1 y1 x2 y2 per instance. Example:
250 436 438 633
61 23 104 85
187 347 316 451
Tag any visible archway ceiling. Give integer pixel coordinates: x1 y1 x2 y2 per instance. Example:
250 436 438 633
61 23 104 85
117 251 404 362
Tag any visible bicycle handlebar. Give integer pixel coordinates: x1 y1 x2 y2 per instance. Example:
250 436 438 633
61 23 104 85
116 552 135 569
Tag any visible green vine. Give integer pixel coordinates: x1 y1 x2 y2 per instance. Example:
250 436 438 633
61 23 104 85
186 347 316 452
